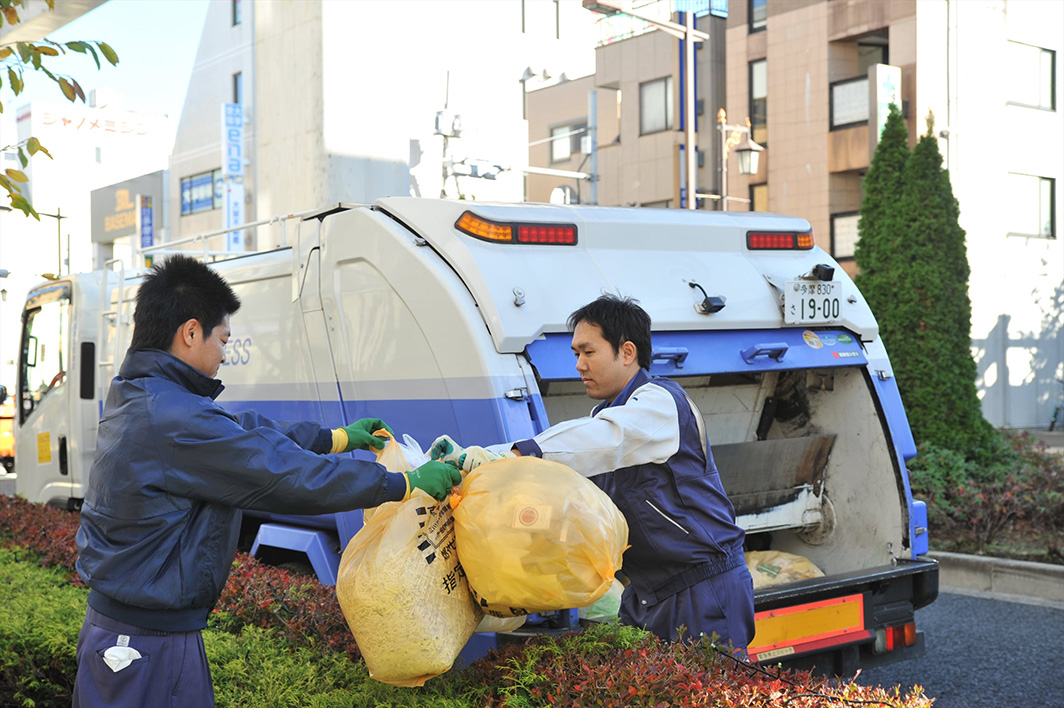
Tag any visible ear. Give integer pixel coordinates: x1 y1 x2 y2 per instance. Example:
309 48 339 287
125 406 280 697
619 340 638 366
172 318 200 351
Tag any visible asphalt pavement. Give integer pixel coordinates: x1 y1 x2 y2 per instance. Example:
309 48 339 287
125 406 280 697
858 591 1064 708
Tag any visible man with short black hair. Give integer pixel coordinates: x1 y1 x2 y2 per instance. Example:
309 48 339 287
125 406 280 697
73 254 460 707
434 294 754 651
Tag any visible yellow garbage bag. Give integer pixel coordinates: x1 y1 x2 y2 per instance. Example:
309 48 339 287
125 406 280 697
745 550 825 589
335 433 481 687
451 456 629 618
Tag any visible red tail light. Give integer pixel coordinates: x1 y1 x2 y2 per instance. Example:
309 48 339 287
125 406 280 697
747 231 815 250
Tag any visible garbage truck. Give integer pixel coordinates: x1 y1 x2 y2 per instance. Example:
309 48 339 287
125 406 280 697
13 198 937 674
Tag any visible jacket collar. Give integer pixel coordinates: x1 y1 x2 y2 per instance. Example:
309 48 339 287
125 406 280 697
118 349 225 400
592 368 650 416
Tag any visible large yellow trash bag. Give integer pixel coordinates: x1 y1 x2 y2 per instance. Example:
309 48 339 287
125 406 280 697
334 432 480 687
336 493 482 686
745 550 825 589
451 456 629 618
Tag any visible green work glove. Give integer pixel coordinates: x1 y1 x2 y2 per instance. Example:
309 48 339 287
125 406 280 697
404 460 464 501
332 418 395 453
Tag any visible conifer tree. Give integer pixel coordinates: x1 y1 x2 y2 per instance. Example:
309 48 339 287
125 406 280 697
860 112 994 459
855 103 910 310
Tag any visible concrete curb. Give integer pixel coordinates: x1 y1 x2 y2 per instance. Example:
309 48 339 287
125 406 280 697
928 550 1064 609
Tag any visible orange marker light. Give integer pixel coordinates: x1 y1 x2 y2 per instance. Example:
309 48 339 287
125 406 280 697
456 211 513 242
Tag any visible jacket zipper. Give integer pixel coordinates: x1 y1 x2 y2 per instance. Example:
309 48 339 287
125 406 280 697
645 500 689 534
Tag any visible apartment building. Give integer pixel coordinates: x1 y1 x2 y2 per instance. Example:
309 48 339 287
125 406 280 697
528 0 1061 429
526 2 728 208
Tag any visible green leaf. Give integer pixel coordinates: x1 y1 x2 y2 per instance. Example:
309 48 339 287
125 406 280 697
35 143 53 159
0 173 12 193
37 45 59 56
17 146 26 167
16 42 31 63
98 41 119 66
72 78 86 103
10 193 40 219
4 168 28 182
58 76 76 102
65 41 88 53
0 47 12 59
85 44 100 70
26 137 39 155
7 67 21 95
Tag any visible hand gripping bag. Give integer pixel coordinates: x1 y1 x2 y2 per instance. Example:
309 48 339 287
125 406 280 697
451 456 629 618
334 434 481 687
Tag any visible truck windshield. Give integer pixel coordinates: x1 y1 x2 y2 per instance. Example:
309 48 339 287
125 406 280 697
19 285 71 424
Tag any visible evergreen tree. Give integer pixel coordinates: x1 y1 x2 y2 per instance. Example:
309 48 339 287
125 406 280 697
862 112 994 459
855 104 910 314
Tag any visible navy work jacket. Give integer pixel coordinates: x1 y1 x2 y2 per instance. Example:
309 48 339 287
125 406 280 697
76 349 406 632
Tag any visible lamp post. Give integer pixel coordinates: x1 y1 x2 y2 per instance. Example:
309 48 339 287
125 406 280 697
717 109 765 211
583 0 708 209
36 208 69 276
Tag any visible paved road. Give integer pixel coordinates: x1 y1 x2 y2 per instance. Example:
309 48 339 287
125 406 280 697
858 592 1064 707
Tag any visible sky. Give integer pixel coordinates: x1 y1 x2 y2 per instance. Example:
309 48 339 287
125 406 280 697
2 0 211 149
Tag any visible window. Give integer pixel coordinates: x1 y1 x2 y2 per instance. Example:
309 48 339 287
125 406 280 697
233 72 243 105
831 212 860 259
1007 41 1055 110
749 0 766 32
232 0 241 26
750 183 768 212
1007 174 1056 238
550 123 586 162
19 285 71 423
640 76 673 135
95 147 102 164
750 60 767 145
180 169 224 216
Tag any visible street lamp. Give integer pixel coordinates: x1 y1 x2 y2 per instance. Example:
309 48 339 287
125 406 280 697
717 109 765 211
583 0 708 210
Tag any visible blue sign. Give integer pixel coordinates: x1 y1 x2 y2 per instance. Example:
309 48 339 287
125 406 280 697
140 196 153 249
222 103 244 178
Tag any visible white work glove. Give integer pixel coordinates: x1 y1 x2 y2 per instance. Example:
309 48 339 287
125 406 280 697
429 435 514 472
452 445 515 472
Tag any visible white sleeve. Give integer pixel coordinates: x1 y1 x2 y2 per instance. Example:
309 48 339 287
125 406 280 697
530 382 681 478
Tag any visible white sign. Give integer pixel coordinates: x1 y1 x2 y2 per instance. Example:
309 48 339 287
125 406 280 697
869 64 902 143
222 103 244 178
225 181 245 251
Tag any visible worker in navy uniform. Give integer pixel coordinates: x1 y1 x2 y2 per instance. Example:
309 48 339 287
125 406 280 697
433 294 755 652
73 254 460 708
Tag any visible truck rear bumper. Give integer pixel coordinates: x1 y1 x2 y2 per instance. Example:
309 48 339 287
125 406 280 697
750 558 938 674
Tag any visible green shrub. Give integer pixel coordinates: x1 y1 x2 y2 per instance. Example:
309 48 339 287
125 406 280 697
0 547 83 707
911 431 1064 555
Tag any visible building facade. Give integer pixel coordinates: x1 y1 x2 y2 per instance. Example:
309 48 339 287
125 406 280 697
526 2 728 208
168 0 599 250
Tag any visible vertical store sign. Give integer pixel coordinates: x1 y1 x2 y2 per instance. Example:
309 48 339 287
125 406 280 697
138 196 153 250
222 103 245 250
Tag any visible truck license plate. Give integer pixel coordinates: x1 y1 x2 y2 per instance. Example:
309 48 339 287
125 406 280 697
784 281 842 324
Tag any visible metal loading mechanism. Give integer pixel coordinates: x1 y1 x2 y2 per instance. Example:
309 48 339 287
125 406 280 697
713 435 836 535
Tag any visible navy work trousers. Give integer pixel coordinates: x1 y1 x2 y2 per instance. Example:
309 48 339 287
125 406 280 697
72 606 214 708
621 562 756 653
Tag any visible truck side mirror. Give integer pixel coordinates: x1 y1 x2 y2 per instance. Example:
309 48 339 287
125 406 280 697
0 384 6 404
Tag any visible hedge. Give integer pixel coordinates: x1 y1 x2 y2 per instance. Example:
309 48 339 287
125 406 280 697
0 495 935 707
